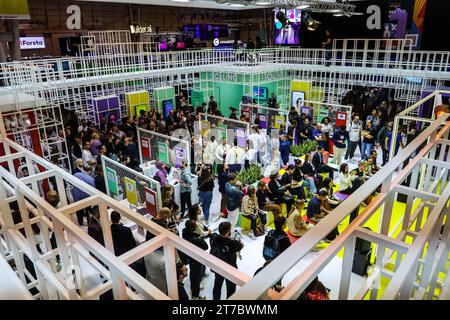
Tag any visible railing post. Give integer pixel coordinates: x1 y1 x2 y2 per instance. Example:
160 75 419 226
164 242 178 300
338 235 356 300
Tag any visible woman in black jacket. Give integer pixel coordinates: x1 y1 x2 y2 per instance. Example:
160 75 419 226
267 169 294 214
273 216 291 254
182 220 209 300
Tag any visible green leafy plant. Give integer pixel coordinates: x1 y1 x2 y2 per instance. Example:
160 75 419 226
290 140 318 157
236 165 262 186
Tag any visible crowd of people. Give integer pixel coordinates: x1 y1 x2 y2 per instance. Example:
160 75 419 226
52 85 418 300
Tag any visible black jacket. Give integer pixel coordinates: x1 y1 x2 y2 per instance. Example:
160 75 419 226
209 233 243 268
182 229 209 271
110 223 137 256
312 152 325 170
280 172 293 186
95 174 107 194
301 162 316 177
267 179 286 203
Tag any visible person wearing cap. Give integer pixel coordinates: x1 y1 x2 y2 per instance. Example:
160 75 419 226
267 168 295 215
281 164 307 200
332 125 349 166
229 107 238 120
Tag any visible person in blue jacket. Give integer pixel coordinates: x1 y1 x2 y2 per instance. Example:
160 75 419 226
279 134 291 166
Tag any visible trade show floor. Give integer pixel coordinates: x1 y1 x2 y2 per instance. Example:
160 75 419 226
71 148 392 300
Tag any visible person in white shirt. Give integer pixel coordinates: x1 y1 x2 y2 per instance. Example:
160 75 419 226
215 137 230 170
344 115 362 162
338 163 357 194
203 136 218 165
225 138 245 173
81 140 94 167
248 125 263 163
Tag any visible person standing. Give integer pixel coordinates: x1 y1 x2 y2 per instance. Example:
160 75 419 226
361 120 377 160
72 166 95 226
279 134 291 166
215 137 230 174
176 262 189 300
332 125 349 166
197 165 214 226
210 222 244 300
345 115 362 162
377 120 393 166
81 140 93 167
179 161 192 219
182 220 209 300
225 138 245 173
225 173 245 231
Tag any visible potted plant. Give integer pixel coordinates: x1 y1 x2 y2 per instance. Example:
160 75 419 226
289 140 318 165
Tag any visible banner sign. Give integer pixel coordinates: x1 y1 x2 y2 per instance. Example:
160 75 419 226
20 37 45 49
257 113 267 129
236 128 246 148
274 115 285 129
124 177 138 206
336 111 348 128
317 108 330 124
106 167 118 195
174 146 185 168
201 120 210 138
157 142 169 164
140 137 151 160
217 124 227 142
144 186 157 217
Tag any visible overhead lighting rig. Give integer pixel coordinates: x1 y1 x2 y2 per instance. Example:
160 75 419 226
261 0 357 15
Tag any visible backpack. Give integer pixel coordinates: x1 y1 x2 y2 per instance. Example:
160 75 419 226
210 235 230 262
263 230 287 261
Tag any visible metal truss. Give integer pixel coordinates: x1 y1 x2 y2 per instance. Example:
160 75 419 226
269 0 356 15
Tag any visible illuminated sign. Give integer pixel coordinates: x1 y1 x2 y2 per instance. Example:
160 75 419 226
130 25 153 34
19 37 45 49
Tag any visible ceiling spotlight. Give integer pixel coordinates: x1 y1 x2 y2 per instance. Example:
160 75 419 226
228 3 246 7
304 12 321 31
254 1 272 5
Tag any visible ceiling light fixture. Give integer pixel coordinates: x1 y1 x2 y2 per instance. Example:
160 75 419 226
228 3 246 7
255 1 272 5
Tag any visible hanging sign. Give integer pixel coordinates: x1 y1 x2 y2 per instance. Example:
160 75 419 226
140 137 151 160
106 167 118 195
157 141 169 164
217 124 227 142
174 146 185 168
317 108 330 124
201 120 210 137
257 113 267 129
124 177 138 206
144 186 157 217
274 115 285 129
336 112 348 128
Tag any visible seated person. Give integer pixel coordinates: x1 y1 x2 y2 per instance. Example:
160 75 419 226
369 149 380 173
267 169 295 215
353 160 369 184
256 181 282 219
280 164 307 200
292 158 304 182
301 152 320 194
338 163 360 195
306 190 330 223
320 178 341 209
241 185 267 239
312 146 337 179
287 200 313 237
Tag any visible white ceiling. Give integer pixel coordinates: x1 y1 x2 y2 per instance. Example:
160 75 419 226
75 0 264 11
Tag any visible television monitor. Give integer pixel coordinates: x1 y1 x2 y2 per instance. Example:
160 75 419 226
253 87 268 101
163 99 174 118
292 91 305 109
182 24 229 40
274 9 301 45
176 42 185 49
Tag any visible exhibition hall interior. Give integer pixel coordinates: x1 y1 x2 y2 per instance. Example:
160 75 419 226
0 0 450 301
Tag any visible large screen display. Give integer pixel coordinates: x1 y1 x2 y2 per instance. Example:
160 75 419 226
253 87 268 101
183 24 229 40
274 9 301 45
